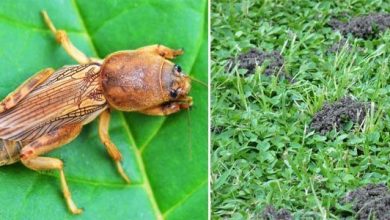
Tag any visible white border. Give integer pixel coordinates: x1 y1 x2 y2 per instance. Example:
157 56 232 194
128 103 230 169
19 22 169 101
207 0 211 219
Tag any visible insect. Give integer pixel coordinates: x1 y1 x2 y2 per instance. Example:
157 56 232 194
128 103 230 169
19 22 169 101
0 11 192 214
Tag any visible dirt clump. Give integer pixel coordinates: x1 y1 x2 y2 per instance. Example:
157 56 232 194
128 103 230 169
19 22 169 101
310 97 369 134
226 49 286 77
342 183 390 220
329 13 390 39
262 205 292 220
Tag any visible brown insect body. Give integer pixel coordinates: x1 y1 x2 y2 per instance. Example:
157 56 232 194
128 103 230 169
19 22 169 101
0 49 191 165
0 11 192 214
101 50 191 111
0 64 105 165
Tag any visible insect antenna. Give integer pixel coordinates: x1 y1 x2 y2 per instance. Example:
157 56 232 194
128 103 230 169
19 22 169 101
189 76 207 87
186 106 193 160
185 75 206 159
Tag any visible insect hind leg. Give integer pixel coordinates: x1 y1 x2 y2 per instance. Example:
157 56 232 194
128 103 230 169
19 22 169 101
41 10 92 64
20 123 83 214
22 157 82 214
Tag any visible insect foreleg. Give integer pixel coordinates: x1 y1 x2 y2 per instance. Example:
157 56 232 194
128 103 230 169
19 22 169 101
20 123 83 214
137 44 184 59
0 68 54 113
140 97 193 116
98 109 130 183
41 10 92 64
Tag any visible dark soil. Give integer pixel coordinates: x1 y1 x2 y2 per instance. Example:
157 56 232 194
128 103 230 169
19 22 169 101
310 97 369 134
211 125 224 135
329 13 390 39
226 49 286 78
342 183 390 220
262 205 292 220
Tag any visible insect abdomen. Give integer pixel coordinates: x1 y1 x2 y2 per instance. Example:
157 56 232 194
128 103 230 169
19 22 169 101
0 139 22 166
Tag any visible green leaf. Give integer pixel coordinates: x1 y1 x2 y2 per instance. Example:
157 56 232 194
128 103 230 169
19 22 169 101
0 1 207 219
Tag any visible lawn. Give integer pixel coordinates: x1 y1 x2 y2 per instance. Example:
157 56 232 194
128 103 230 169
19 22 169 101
211 0 390 219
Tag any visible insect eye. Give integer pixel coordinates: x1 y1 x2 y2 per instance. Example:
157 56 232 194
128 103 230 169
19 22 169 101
170 89 178 98
174 64 182 73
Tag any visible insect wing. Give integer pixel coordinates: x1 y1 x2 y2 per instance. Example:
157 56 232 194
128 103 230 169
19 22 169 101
0 64 106 141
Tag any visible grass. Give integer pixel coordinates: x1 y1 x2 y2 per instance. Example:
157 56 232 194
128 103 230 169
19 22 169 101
211 0 390 219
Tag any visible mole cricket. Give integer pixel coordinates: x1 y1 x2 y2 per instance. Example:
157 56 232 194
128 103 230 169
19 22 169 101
0 11 192 214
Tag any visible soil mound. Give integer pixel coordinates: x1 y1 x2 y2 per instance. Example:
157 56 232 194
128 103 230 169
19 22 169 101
329 13 390 39
342 183 390 219
311 97 368 134
226 49 285 77
262 205 292 220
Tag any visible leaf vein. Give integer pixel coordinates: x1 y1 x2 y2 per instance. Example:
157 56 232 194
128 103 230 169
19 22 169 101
119 113 163 220
140 118 167 154
162 179 207 218
72 0 100 57
13 174 40 220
